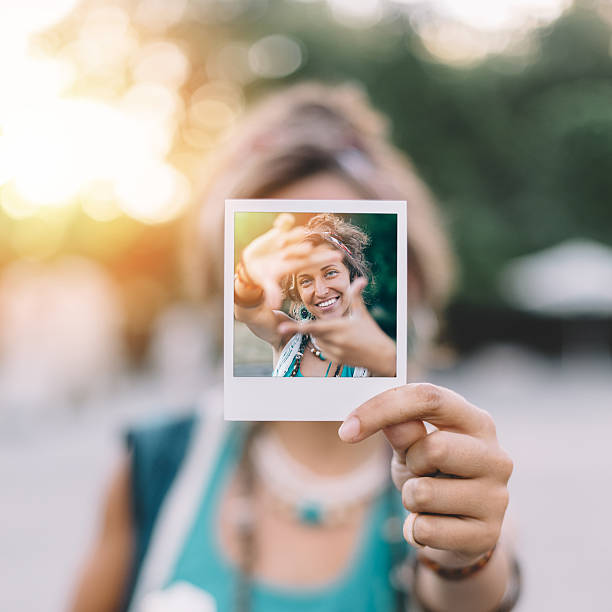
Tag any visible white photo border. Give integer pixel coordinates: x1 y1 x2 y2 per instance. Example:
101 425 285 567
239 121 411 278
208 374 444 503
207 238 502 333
224 199 407 421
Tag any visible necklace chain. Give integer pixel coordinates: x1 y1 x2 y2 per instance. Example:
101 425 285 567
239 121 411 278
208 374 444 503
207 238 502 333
290 334 343 377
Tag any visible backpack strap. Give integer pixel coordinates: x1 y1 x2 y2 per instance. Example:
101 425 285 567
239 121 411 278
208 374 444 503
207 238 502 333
121 413 198 611
124 399 227 612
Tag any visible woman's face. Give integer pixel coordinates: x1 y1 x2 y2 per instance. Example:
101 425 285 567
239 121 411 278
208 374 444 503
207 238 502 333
295 246 351 319
270 171 361 320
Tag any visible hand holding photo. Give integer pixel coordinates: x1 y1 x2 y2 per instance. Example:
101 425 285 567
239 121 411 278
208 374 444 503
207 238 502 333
225 199 407 421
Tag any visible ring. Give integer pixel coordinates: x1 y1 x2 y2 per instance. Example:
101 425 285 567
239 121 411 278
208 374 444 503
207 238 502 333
404 512 425 549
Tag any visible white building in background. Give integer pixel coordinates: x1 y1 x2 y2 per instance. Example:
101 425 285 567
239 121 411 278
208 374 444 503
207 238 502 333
501 239 612 316
500 238 612 356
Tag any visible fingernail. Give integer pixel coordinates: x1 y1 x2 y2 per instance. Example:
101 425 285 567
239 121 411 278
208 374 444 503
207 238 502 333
338 416 360 442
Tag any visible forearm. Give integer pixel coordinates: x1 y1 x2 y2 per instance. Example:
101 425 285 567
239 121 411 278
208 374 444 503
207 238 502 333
234 301 283 345
414 541 513 612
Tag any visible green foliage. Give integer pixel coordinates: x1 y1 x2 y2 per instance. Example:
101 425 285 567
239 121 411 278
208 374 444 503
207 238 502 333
225 1 612 305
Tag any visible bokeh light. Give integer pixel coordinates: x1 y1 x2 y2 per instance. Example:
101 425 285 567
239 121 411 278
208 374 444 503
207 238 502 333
434 0 571 32
189 80 244 134
81 181 123 223
248 35 304 79
115 160 191 224
329 0 383 28
133 0 189 33
131 41 191 89
206 42 253 84
396 0 572 63
75 5 136 72
1 182 39 220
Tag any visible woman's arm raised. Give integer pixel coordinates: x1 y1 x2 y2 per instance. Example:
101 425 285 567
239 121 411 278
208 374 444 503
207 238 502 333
235 213 340 350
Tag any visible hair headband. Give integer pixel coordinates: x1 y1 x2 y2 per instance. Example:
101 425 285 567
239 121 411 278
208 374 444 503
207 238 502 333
320 232 353 258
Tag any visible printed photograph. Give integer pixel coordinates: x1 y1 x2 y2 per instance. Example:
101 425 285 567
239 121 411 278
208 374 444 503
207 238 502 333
233 210 398 378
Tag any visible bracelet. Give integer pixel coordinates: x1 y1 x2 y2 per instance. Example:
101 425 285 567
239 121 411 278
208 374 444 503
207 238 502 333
236 259 260 291
234 258 265 308
417 545 496 581
410 550 521 612
234 274 265 308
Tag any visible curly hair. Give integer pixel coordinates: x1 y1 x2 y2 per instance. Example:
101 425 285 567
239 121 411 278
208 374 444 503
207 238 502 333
281 214 371 316
184 82 455 345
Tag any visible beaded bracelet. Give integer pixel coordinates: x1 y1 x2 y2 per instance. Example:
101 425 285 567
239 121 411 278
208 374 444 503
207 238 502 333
417 545 496 581
234 258 265 308
411 551 521 612
234 276 265 308
236 259 260 291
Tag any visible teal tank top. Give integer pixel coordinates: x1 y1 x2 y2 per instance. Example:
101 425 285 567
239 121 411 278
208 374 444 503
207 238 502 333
284 356 355 377
164 423 409 611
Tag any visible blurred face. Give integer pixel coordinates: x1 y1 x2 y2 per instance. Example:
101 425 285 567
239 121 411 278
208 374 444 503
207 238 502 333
295 245 351 319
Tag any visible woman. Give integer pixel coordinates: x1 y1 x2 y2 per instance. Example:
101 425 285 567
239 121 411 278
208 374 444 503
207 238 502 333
71 83 518 612
235 212 396 377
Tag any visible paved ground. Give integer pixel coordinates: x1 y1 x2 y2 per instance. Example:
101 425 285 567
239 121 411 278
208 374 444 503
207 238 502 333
1 345 611 611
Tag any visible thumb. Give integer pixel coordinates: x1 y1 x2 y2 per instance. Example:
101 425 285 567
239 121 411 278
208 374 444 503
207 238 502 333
348 277 368 315
273 213 295 232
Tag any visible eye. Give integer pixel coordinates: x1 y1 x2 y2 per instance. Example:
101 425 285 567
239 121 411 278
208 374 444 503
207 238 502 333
299 277 312 287
325 269 338 278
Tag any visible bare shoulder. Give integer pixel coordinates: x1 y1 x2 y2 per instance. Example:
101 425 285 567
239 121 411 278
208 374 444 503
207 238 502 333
70 456 134 612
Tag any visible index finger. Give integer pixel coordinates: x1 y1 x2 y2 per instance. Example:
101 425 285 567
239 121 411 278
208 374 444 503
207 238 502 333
338 383 495 442
273 213 296 231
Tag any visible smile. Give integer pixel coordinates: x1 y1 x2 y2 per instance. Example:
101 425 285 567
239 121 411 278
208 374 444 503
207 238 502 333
316 296 339 309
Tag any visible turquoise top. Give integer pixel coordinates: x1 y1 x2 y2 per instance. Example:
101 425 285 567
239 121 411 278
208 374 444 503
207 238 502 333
166 424 409 611
285 356 355 377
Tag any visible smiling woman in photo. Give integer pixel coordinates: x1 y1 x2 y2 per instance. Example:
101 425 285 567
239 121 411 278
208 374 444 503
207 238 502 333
234 211 397 377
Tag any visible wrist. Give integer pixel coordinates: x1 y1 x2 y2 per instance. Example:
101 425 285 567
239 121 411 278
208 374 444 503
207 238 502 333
236 258 260 291
418 547 491 570
416 545 496 580
413 543 516 612
234 260 264 308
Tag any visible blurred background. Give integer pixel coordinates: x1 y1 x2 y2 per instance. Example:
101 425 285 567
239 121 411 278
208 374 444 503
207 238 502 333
1 0 611 610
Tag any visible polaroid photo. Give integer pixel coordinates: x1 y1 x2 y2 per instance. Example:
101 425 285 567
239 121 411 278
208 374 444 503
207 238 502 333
224 199 407 420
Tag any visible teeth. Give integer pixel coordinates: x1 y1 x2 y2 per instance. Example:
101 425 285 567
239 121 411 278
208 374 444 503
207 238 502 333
317 297 338 308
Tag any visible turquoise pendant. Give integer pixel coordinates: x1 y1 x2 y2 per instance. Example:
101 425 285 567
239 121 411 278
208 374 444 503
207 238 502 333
298 502 324 525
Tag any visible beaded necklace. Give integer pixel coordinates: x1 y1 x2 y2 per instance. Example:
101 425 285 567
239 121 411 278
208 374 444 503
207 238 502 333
288 333 343 377
233 424 408 612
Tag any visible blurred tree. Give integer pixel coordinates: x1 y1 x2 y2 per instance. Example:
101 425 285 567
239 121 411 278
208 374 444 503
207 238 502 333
4 0 612 360
227 0 612 305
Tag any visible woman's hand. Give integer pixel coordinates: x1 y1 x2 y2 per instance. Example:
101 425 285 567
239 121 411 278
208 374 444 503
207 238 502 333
338 384 513 566
241 213 339 309
277 278 397 376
